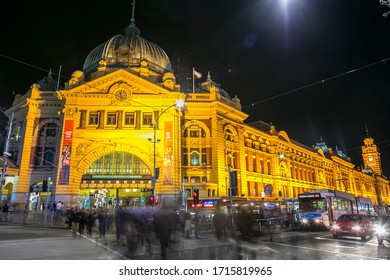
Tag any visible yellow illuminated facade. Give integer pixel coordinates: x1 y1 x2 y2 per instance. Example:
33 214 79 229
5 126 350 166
1 14 389 212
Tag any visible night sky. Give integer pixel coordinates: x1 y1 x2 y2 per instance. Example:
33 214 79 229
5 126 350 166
1 0 390 175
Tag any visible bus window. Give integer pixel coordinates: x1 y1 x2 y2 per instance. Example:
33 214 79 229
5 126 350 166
300 198 326 212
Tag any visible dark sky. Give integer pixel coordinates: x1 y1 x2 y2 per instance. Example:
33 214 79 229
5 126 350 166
1 0 390 175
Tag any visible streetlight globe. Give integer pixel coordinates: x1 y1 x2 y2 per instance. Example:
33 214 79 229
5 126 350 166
175 99 185 109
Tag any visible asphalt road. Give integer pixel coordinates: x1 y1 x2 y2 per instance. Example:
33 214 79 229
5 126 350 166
1 223 390 260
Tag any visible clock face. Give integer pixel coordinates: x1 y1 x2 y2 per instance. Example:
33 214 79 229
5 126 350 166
115 90 127 101
368 156 374 162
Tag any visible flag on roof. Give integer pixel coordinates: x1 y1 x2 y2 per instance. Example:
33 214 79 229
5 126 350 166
193 68 202 79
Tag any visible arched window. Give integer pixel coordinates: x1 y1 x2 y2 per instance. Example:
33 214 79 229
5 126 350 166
190 149 200 166
85 152 151 177
182 123 209 167
183 125 206 138
35 123 59 167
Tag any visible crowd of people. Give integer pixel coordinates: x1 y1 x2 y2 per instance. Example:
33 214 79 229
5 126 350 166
2 198 272 259
60 205 233 259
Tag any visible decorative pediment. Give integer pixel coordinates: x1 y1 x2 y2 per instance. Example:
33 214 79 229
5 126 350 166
66 69 172 96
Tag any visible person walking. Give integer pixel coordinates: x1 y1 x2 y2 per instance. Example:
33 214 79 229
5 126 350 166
153 208 175 259
194 211 200 238
71 207 79 238
2 203 9 221
85 210 95 237
184 211 192 238
77 209 86 237
213 208 227 240
23 204 29 224
97 208 108 238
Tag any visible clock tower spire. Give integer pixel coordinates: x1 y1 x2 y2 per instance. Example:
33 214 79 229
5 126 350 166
361 126 382 176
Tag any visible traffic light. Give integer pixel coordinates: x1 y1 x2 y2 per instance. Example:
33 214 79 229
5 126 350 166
148 195 159 206
148 195 154 205
229 170 238 196
192 187 199 204
229 170 237 188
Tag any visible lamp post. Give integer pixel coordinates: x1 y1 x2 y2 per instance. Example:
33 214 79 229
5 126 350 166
149 99 185 207
0 108 14 201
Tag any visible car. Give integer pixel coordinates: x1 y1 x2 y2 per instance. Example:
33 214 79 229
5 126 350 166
376 215 390 245
331 213 375 241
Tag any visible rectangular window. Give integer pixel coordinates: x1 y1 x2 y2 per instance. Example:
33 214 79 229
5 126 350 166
43 147 55 165
107 112 117 125
252 157 257 172
190 130 199 138
35 147 43 165
190 177 200 183
124 112 135 125
143 112 153 126
183 148 188 166
201 148 207 166
89 112 99 125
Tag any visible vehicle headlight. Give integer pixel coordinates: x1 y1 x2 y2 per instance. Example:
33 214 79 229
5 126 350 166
352 225 362 231
315 219 320 223
301 219 308 224
376 225 385 235
332 224 340 230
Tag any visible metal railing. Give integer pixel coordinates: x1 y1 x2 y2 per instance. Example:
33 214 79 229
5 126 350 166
0 210 66 227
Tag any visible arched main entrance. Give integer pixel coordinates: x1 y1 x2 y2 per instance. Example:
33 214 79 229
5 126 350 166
79 151 153 208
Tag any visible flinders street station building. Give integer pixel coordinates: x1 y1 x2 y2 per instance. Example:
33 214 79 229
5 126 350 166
1 12 389 214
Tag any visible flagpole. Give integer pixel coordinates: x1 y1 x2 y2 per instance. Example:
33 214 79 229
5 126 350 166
192 67 195 93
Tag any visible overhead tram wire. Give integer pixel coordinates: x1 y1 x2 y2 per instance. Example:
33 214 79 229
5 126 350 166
241 57 390 111
221 57 390 116
2 53 389 118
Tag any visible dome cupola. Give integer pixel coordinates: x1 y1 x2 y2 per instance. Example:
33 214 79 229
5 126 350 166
82 3 172 79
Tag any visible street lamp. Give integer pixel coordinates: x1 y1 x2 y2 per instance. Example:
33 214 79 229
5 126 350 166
0 108 14 201
149 99 185 207
380 0 390 18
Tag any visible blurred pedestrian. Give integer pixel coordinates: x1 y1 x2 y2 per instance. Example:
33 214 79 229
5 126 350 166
153 209 175 259
97 208 108 238
77 209 86 237
85 210 95 237
23 204 29 224
2 203 9 221
184 212 192 238
70 207 79 238
65 207 73 231
194 211 200 238
213 208 227 240
236 206 252 241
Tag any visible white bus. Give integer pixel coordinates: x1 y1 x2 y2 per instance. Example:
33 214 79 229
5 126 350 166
298 189 357 229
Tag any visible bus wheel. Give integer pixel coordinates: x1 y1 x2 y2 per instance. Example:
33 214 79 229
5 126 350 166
361 234 367 241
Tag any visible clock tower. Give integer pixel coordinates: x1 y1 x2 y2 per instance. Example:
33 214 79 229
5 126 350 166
361 127 382 176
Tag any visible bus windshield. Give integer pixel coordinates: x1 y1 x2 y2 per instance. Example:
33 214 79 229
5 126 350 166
299 198 327 212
